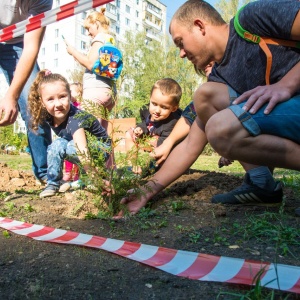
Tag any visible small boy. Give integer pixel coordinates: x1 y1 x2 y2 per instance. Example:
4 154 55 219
125 78 182 175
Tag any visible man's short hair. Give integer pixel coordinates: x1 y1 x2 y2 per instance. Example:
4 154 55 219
171 0 225 30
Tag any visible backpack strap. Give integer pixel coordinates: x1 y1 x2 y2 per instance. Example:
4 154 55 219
234 5 300 85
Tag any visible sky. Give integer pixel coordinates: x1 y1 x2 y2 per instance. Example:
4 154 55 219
160 0 217 29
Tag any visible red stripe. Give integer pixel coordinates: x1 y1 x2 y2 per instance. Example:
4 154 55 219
2 24 17 33
27 227 56 238
177 254 221 279
114 241 141 256
26 22 42 32
84 235 107 248
0 218 15 224
142 247 177 267
288 277 300 294
226 260 270 285
48 231 80 243
57 1 78 21
0 24 16 42
92 0 112 8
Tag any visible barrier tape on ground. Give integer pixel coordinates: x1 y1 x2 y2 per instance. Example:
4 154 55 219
0 0 113 43
0 217 299 294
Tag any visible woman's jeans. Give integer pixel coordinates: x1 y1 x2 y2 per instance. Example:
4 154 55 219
0 42 52 180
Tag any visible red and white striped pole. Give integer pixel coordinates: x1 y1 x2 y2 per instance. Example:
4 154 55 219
0 0 113 43
1 217 299 294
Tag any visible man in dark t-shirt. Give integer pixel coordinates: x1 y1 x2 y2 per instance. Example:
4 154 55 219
116 0 300 217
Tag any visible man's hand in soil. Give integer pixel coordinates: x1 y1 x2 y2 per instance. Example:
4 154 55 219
113 187 153 219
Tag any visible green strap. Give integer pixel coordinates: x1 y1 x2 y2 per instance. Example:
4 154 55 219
234 4 300 48
234 5 261 44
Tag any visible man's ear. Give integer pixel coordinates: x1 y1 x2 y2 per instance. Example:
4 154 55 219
194 19 206 35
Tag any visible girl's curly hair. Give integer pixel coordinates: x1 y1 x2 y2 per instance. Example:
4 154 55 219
28 70 71 131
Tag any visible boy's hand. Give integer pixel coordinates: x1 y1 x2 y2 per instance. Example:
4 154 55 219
133 127 143 137
218 156 234 168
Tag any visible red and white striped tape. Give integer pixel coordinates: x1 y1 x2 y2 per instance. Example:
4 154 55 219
0 0 113 43
1 217 299 294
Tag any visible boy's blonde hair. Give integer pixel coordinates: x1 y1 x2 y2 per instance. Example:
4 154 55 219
171 0 225 31
151 78 182 105
84 8 110 33
28 70 71 131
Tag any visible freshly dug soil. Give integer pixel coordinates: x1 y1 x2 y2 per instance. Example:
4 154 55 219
0 162 299 299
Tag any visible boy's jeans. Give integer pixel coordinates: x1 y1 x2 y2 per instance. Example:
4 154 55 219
0 42 52 180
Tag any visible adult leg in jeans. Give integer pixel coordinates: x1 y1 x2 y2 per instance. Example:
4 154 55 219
0 42 52 181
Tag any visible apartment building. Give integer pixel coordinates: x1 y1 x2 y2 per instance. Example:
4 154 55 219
38 0 167 79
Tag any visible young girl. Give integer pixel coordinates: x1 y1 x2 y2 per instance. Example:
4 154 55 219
62 82 83 182
28 70 111 198
65 8 116 129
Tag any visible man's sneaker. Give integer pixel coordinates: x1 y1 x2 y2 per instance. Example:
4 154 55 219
211 174 283 206
40 184 59 198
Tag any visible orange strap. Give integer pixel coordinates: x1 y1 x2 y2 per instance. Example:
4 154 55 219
244 33 300 85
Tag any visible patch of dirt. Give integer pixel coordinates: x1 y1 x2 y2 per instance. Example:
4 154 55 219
0 162 299 299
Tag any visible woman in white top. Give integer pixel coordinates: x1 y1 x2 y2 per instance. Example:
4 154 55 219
65 8 115 129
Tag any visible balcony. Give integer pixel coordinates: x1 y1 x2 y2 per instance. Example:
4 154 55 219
146 30 161 42
143 19 161 32
145 3 161 19
106 10 117 22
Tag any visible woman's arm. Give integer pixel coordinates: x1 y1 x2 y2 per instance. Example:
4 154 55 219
66 40 101 70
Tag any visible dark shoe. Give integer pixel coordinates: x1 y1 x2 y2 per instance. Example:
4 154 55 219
40 184 59 198
295 207 300 217
211 174 283 206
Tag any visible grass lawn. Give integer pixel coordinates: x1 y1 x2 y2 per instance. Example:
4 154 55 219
1 153 299 183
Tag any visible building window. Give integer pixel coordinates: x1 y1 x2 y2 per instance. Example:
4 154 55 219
126 5 130 13
136 11 139 18
82 12 87 19
125 18 130 26
55 29 59 38
116 0 120 8
41 48 45 55
136 23 139 30
54 59 58 67
117 13 120 21
55 0 60 7
55 44 58 52
136 0 139 4
40 62 45 69
81 26 86 35
81 41 87 50
116 26 120 34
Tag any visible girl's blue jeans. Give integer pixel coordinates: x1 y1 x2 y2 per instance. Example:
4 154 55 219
47 138 110 186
